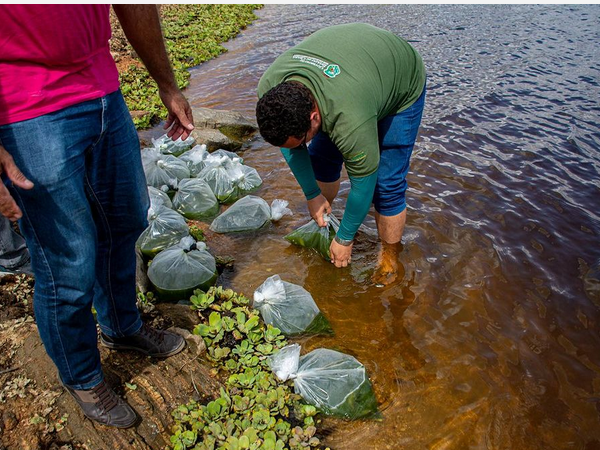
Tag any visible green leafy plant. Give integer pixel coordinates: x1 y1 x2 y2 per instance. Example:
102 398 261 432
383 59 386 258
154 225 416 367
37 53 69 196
170 285 331 450
188 223 206 242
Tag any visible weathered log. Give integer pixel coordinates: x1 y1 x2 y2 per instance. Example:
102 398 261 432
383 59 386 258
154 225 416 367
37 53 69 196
0 304 220 450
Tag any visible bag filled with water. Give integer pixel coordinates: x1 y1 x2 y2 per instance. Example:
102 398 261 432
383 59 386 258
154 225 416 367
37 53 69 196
284 213 340 260
269 344 380 420
209 195 291 233
147 237 218 302
136 206 189 259
172 178 220 219
253 274 333 335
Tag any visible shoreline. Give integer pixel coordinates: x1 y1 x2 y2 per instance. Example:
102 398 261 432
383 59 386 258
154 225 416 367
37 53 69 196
110 4 262 129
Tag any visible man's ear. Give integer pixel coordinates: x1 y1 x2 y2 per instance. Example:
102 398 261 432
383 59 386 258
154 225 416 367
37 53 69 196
309 109 320 127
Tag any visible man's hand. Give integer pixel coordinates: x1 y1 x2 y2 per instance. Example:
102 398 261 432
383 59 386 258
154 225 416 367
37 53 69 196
307 194 331 227
160 88 194 141
0 145 34 221
330 239 353 268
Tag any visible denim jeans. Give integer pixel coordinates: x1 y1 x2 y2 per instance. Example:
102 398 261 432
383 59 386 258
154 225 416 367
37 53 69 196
0 90 149 389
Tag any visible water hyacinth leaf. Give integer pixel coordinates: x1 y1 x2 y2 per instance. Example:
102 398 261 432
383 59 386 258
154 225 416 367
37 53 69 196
209 311 222 330
181 430 197 446
193 323 211 337
238 435 250 449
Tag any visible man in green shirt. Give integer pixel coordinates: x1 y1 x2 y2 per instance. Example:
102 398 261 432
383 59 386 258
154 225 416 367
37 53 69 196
256 23 426 282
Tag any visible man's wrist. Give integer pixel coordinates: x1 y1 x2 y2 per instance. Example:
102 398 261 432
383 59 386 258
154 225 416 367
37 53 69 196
158 82 181 96
334 235 353 246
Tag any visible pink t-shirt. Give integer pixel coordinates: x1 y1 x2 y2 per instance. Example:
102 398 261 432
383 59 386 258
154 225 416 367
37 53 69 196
0 5 120 125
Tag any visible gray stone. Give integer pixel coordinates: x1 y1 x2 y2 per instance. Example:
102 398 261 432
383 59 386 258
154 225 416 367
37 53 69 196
190 107 258 152
191 128 241 152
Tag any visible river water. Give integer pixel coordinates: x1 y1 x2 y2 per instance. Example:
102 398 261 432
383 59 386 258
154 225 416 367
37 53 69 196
142 5 600 449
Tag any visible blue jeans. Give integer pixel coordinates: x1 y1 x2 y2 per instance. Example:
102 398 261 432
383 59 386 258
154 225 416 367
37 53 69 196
309 84 426 215
0 90 149 389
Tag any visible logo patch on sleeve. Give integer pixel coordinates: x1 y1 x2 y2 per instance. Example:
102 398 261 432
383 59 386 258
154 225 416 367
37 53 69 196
323 64 341 78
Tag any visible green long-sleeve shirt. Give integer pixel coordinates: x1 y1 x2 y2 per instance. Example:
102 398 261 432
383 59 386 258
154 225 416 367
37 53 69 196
259 23 426 240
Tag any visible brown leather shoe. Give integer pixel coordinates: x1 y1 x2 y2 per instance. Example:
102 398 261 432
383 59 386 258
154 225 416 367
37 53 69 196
100 323 186 358
64 380 137 428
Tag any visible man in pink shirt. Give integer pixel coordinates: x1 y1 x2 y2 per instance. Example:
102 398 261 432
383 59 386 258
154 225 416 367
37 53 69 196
0 5 194 428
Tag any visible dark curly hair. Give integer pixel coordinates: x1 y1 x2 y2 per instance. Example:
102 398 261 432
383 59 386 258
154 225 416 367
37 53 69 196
256 81 315 147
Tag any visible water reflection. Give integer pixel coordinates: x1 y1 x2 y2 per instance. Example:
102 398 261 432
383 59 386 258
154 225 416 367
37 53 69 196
142 4 600 449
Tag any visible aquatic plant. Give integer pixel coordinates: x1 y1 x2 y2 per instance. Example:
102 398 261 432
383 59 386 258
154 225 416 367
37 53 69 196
188 222 206 243
170 286 331 450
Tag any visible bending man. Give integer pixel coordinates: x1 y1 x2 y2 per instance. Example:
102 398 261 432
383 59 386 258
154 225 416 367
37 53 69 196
256 23 426 282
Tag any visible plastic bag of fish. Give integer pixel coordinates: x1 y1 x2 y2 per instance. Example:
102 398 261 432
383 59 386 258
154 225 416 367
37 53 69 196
209 195 291 233
269 344 380 420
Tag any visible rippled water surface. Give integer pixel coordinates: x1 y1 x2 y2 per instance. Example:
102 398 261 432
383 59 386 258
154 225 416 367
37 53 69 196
143 5 600 449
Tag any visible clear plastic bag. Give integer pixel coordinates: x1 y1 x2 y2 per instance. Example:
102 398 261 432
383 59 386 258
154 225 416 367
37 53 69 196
284 214 340 260
143 150 190 188
229 163 263 196
196 157 240 203
147 236 218 302
136 206 190 259
172 178 220 220
209 196 291 233
152 133 195 156
147 186 173 218
269 344 380 420
206 148 243 165
178 144 209 176
253 275 332 335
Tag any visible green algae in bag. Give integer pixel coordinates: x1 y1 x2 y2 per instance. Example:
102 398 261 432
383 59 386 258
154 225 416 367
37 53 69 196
253 275 333 336
270 344 380 420
284 214 340 260
136 206 189 259
172 178 220 220
147 237 218 302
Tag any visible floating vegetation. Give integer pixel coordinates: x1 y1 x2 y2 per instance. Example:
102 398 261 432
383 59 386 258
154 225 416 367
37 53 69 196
170 286 331 450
